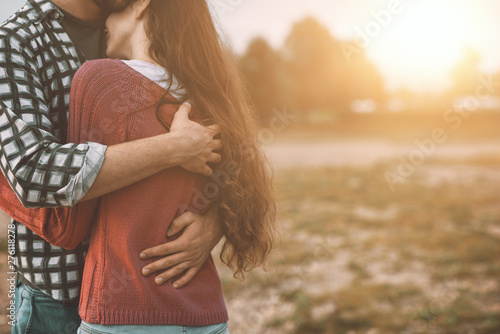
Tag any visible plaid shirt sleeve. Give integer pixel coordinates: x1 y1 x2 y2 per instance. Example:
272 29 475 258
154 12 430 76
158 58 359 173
0 32 107 208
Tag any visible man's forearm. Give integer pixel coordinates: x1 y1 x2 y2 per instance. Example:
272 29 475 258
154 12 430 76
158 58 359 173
80 132 183 202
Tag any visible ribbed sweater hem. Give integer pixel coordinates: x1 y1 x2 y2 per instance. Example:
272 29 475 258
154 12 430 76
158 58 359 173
81 308 229 326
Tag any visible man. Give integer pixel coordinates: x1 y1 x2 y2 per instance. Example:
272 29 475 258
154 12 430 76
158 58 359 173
0 0 224 333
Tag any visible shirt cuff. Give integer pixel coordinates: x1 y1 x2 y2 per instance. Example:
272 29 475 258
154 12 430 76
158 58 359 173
54 142 107 207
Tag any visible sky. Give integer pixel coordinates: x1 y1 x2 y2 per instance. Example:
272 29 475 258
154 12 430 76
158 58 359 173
1 0 499 93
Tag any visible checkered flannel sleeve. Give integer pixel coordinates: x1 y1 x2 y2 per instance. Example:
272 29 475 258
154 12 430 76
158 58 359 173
0 33 107 208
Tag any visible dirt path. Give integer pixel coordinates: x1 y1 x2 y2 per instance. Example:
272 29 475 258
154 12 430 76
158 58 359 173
265 139 500 169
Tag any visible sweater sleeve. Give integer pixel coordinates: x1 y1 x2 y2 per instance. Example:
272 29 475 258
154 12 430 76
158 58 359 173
0 59 129 249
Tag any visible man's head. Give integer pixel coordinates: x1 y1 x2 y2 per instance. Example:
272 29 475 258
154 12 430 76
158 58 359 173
92 0 132 12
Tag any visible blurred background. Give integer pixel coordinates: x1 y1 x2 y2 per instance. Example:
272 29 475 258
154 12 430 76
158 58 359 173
1 0 500 333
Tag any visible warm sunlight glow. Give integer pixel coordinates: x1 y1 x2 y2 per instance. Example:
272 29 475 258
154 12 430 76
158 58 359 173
368 0 479 91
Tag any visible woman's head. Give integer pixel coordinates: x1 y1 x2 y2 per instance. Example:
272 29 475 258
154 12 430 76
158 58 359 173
104 0 149 60
107 0 278 280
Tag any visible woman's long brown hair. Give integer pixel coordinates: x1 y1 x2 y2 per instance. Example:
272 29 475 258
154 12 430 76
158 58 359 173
130 0 277 279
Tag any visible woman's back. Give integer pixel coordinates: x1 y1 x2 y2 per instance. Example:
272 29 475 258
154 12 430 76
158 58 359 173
71 58 228 326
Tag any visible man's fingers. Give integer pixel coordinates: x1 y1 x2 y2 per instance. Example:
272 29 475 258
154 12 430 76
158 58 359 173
172 103 192 122
141 252 185 277
139 240 183 260
183 162 212 177
206 124 221 136
154 263 189 286
211 139 222 151
168 211 196 237
208 153 222 164
179 102 192 113
203 165 213 177
173 267 199 289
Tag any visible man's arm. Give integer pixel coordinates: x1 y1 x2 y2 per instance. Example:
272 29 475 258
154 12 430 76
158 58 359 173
0 32 106 209
0 103 222 249
80 104 222 202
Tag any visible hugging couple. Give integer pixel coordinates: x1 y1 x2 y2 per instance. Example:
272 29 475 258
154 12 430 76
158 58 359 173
0 0 276 333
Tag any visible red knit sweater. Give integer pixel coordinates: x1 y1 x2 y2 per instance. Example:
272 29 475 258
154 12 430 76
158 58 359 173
0 59 228 325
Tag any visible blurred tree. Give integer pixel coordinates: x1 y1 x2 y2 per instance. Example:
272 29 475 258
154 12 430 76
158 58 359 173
283 17 345 117
239 37 289 125
344 52 386 104
451 47 482 96
283 17 385 117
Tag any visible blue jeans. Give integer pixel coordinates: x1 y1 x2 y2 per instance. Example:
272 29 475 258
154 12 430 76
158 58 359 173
11 279 81 334
78 321 230 334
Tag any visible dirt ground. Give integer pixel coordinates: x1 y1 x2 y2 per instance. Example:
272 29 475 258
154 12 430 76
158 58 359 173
264 139 500 169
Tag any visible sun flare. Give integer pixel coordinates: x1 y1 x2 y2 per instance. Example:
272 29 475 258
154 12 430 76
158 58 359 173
367 0 479 91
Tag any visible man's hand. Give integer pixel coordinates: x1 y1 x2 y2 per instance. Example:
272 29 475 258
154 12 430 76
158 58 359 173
139 208 223 288
169 103 223 177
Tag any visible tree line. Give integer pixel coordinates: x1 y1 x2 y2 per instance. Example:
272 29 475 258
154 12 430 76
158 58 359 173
237 17 500 124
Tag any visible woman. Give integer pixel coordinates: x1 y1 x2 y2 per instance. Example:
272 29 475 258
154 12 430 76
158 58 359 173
8 0 276 333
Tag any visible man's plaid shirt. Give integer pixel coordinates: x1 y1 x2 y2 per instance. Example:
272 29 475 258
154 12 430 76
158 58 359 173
0 0 107 302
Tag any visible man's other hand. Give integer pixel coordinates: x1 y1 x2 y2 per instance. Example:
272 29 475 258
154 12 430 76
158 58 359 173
139 209 223 288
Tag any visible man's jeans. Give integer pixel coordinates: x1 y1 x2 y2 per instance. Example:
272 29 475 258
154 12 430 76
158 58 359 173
11 279 81 334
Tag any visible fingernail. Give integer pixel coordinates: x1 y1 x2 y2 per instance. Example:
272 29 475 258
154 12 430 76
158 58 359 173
167 228 172 236
156 277 164 284
142 268 150 276
139 253 146 259
173 283 179 289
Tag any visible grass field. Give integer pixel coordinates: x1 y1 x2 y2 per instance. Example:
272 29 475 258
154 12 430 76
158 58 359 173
1 114 500 333
218 155 500 333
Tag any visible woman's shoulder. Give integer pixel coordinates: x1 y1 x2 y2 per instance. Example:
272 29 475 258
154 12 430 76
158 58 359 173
79 58 127 71
71 59 135 99
75 59 143 88
74 59 128 81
